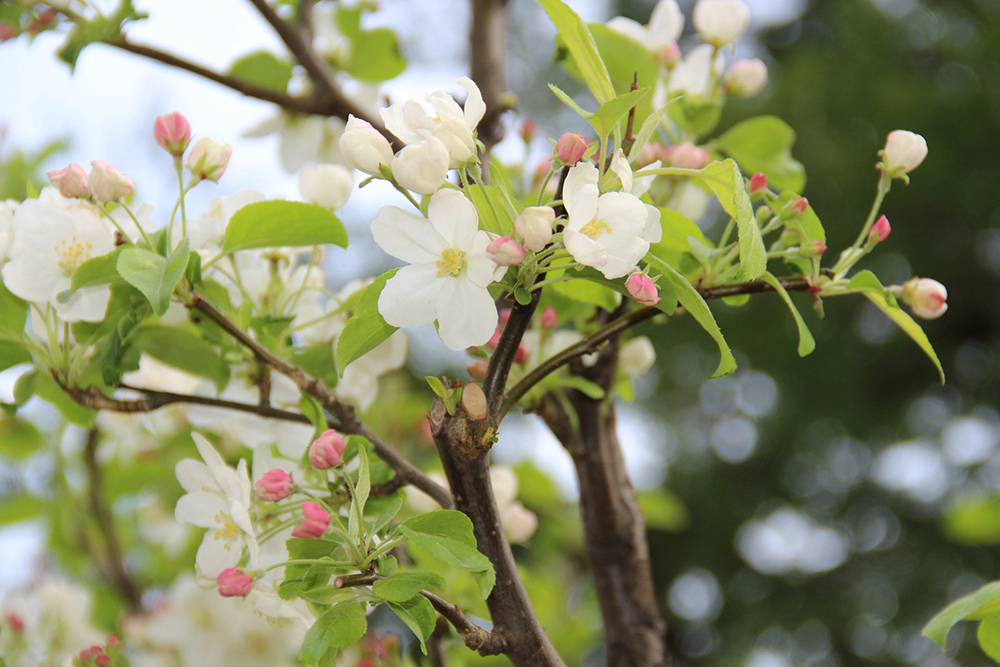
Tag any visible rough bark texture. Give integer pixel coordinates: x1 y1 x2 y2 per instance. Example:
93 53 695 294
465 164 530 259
470 0 511 152
539 341 670 667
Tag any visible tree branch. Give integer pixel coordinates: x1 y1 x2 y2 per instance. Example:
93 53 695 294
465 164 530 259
83 428 143 612
470 0 511 153
498 276 813 421
188 294 454 509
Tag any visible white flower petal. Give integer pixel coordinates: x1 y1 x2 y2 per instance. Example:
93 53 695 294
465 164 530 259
195 531 241 579
641 204 663 243
378 264 444 328
564 163 599 222
459 77 486 130
176 459 218 494
427 189 479 249
564 229 609 268
371 205 448 264
434 277 497 350
175 492 230 529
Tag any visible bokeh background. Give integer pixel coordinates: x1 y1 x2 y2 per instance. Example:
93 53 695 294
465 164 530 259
2 0 1000 665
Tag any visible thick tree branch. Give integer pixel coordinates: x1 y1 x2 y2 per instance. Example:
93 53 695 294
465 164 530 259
83 428 144 612
499 276 813 421
482 291 539 414
470 0 511 153
188 294 454 509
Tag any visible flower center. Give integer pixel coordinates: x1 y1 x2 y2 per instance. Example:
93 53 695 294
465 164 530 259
581 218 612 238
436 248 467 276
55 236 94 272
213 512 241 546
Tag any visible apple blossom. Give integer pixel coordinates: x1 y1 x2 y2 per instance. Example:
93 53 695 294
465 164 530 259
172 190 265 258
1 188 115 322
555 133 588 165
726 58 768 97
626 273 661 306
668 43 724 102
657 42 681 67
339 115 395 175
693 0 752 46
882 130 928 178
298 163 353 210
607 0 684 52
381 77 485 167
870 215 891 243
291 501 330 538
153 111 192 157
487 236 526 266
563 162 662 279
245 111 346 173
371 188 503 350
900 277 948 319
391 136 450 195
0 199 16 262
309 429 346 469
668 142 711 169
515 206 555 252
619 336 657 378
255 469 293 502
216 568 255 597
47 163 90 199
748 172 768 197
187 137 233 182
87 160 133 203
174 433 259 577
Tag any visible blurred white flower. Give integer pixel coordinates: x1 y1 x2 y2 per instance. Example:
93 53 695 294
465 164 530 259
607 0 684 52
298 163 353 210
0 579 104 666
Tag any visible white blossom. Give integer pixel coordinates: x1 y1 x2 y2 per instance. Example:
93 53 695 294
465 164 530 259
245 112 346 174
0 579 104 667
391 136 450 195
607 0 683 52
693 0 752 46
668 43 725 104
298 163 353 210
0 199 17 262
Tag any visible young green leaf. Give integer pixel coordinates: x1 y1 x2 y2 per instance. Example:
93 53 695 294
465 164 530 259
228 51 294 92
62 247 125 301
129 324 230 391
335 269 398 374
923 581 1000 647
716 116 806 193
978 614 1000 663
223 201 348 254
298 393 327 440
116 237 190 316
760 272 816 357
398 510 494 594
343 29 407 82
372 571 447 603
298 600 367 664
698 160 766 281
348 446 371 543
0 281 27 337
537 0 615 103
387 596 437 654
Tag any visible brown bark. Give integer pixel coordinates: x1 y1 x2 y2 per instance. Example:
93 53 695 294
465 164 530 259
470 0 511 153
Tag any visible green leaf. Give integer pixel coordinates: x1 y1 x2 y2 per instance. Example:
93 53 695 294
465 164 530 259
649 208 713 276
116 238 190 317
646 254 736 378
349 447 371 543
425 376 448 400
588 23 659 96
716 116 806 192
129 324 230 391
0 342 30 373
978 615 1000 663
562 375 605 399
299 394 327 441
0 280 27 337
848 271 944 383
550 276 622 311
292 344 339 390
223 201 348 254
760 272 816 357
335 269 398 374
370 492 403 536
387 595 437 654
57 0 145 70
343 29 407 82
0 494 45 525
33 372 96 427
398 511 494 591
62 247 125 302
548 83 592 120
923 581 1000 647
373 571 447 603
538 0 615 103
637 490 690 532
698 160 766 281
0 416 42 459
298 600 367 664
588 87 649 140
944 496 1000 545
228 51 293 92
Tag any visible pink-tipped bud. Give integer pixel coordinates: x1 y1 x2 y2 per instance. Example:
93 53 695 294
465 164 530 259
798 240 827 258
95 655 111 667
556 133 588 165
255 469 293 502
0 23 17 42
540 306 558 329
657 42 681 68
153 112 192 158
667 142 711 170
514 343 529 365
748 172 768 197
626 273 660 306
515 206 555 252
519 119 538 144
217 568 255 597
88 161 133 203
47 163 90 199
186 137 233 182
498 309 512 327
309 429 346 470
487 236 526 266
107 636 120 648
486 327 503 349
467 360 489 381
901 277 947 319
292 501 331 538
870 215 891 243
5 613 24 633
790 197 808 215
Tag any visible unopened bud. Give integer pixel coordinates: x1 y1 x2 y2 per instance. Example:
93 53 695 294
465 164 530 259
255 469 293 502
789 197 808 216
693 0 751 46
555 133 588 165
467 360 488 380
882 130 927 179
339 115 394 176
869 215 891 243
292 501 331 538
153 112 192 157
487 236 526 266
47 163 90 199
657 42 681 68
514 206 555 252
540 306 558 329
519 119 538 144
798 240 827 258
88 161 133 203
900 277 947 319
514 343 529 365
726 59 768 97
309 429 346 469
748 172 768 198
217 568 255 597
668 142 710 169
626 273 660 306
186 137 233 182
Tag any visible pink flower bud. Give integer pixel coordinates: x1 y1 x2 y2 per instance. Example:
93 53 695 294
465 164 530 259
107 636 120 649
556 133 588 165
725 58 768 97
186 137 233 182
153 112 192 157
869 215 891 243
292 501 331 538
519 119 538 144
88 161 133 203
748 172 768 197
487 236 526 266
5 613 24 633
798 240 827 258
0 23 17 42
626 273 660 306
540 306 558 329
901 277 947 319
667 142 711 169
467 360 488 381
309 429 346 470
514 343 529 365
515 206 555 252
47 163 90 199
217 568 255 597
789 197 808 215
498 309 512 326
657 42 681 68
95 655 111 667
486 327 503 349
255 469 293 502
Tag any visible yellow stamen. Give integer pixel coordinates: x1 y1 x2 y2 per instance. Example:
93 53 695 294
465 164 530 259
580 219 612 238
436 248 467 276
213 511 241 547
55 236 94 272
